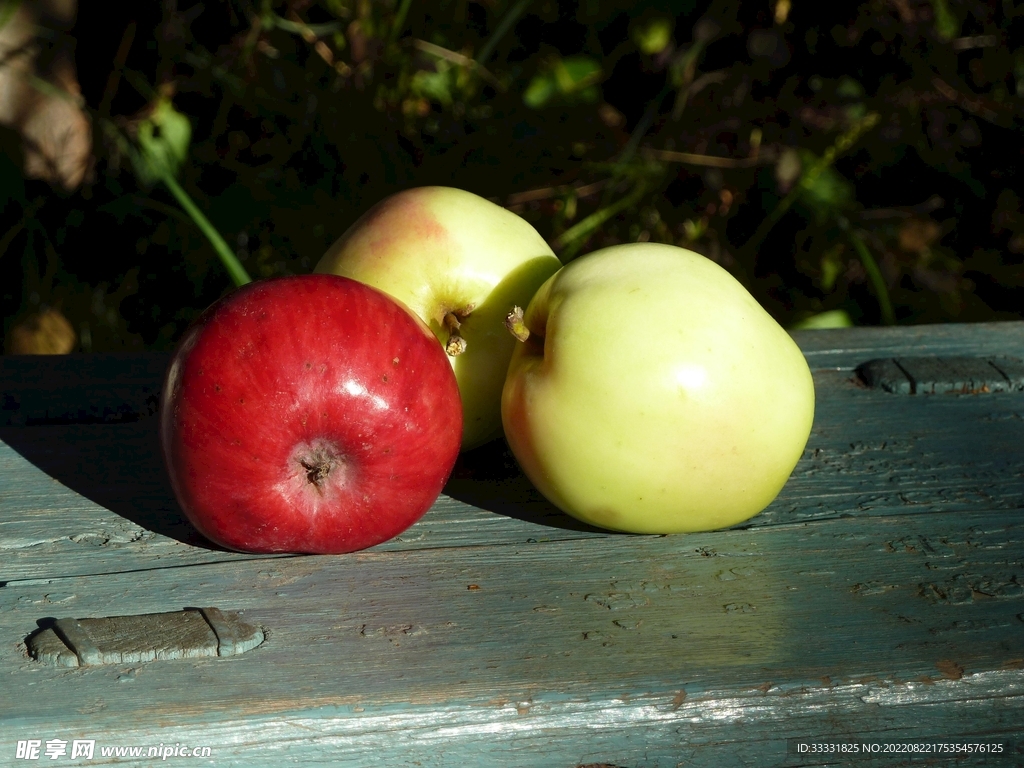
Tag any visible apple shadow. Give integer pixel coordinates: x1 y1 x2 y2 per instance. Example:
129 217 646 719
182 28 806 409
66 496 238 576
0 345 608 548
0 351 225 549
2 419 603 544
0 419 224 550
445 438 613 535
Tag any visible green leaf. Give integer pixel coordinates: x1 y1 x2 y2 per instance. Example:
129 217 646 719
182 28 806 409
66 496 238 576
790 309 854 330
523 74 557 108
0 0 20 32
556 56 602 91
411 68 455 106
132 100 192 186
632 17 673 55
523 56 602 108
930 0 959 41
836 76 864 100
844 103 868 121
819 244 845 292
797 150 854 223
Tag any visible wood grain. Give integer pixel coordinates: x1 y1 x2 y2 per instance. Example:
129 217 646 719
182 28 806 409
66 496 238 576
1 322 1023 766
2 511 1022 764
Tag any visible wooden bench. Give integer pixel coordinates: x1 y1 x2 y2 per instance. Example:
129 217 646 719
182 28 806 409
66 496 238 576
2 322 1022 766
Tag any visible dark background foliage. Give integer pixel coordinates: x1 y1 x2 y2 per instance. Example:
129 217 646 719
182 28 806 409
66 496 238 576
2 0 1023 353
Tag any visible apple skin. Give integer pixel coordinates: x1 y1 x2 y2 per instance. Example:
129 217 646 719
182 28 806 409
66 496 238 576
315 186 562 450
159 274 462 554
501 243 815 534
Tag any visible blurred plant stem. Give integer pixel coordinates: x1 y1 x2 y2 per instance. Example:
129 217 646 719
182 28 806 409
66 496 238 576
126 98 252 288
477 0 533 66
552 183 648 262
742 112 881 258
413 39 503 90
391 0 414 42
0 200 43 264
838 216 895 325
159 172 252 288
643 147 773 168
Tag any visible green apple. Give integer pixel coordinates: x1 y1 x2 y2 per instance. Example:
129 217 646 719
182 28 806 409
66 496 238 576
315 186 561 450
501 242 815 533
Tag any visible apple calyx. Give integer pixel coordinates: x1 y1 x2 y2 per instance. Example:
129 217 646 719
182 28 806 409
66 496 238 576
442 307 473 356
504 305 530 342
296 441 342 495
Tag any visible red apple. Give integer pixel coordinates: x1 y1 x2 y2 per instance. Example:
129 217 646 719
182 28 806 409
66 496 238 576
159 274 462 554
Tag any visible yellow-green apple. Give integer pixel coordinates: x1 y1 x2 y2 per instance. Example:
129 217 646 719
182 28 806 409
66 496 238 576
315 186 562 449
501 242 815 534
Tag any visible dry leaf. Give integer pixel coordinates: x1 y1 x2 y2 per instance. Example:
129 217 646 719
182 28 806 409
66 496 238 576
0 0 91 190
898 218 941 253
6 308 77 355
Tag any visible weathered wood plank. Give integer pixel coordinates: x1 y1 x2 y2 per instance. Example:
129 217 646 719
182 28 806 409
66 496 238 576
3 678 1022 766
0 424 609 584
792 320 1024 369
3 323 1022 426
1 508 1021 765
0 352 167 427
4 370 1024 581
2 322 1023 766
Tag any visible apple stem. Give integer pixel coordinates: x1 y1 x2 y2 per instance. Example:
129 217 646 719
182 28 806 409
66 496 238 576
443 312 467 356
504 305 530 342
299 446 337 495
